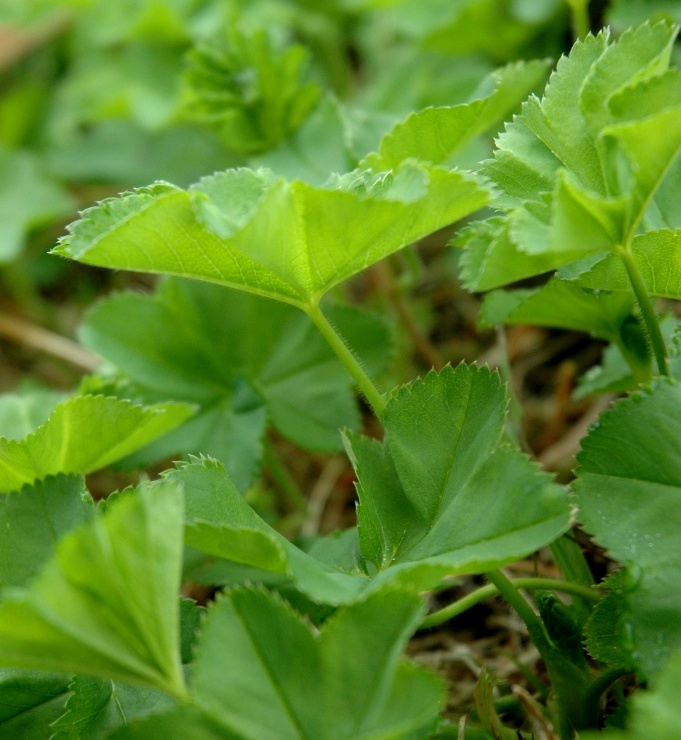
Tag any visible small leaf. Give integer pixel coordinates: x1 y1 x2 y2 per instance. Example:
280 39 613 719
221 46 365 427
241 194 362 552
574 379 681 678
0 481 187 698
0 395 194 492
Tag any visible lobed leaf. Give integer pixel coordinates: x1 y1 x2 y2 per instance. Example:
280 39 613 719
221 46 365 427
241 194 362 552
0 395 194 492
574 379 681 678
0 481 187 698
347 364 570 589
54 163 488 308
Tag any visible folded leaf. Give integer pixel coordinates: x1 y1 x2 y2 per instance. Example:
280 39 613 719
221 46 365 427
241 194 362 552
0 481 187 698
54 163 488 308
574 379 681 678
347 364 570 589
0 395 194 492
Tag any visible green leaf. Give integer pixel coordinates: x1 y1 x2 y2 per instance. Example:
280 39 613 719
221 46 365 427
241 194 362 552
0 389 64 441
0 670 71 740
574 379 681 678
0 395 194 492
558 230 681 299
347 364 570 589
458 22 681 290
51 677 173 740
188 587 442 740
0 481 187 698
0 475 93 590
54 163 488 308
0 149 75 262
362 59 550 170
81 278 392 477
584 572 635 668
479 279 634 342
168 459 365 605
182 26 321 154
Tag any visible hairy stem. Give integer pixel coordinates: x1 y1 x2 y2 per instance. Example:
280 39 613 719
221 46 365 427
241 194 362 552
421 577 600 629
617 247 669 376
306 302 387 418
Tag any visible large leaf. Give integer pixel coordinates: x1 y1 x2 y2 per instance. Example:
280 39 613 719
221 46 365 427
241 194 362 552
53 163 488 308
574 378 681 678
0 481 187 698
457 22 681 290
0 395 193 492
347 364 570 590
81 279 392 482
188 587 441 740
0 475 93 590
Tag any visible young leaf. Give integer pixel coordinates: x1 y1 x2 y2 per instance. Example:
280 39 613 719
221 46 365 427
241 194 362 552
0 395 193 492
188 587 442 740
0 481 187 699
53 163 488 309
0 389 64 441
362 59 550 170
0 475 93 590
574 378 681 678
0 670 71 739
457 22 681 290
347 364 570 589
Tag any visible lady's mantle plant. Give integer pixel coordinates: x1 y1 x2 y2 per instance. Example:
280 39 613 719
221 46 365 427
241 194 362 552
0 10 680 740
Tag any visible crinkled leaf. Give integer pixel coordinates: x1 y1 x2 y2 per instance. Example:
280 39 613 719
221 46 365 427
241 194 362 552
54 163 488 308
479 279 634 341
362 59 550 170
347 364 570 589
188 587 442 740
0 670 70 739
0 475 93 590
0 395 193 492
574 379 681 678
459 22 681 290
168 459 365 605
51 677 173 740
0 481 187 698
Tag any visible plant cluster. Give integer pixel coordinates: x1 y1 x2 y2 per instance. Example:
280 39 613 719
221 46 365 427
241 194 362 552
1 1 681 738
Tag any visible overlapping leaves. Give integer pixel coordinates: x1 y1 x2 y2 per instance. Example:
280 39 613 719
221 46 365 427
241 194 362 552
80 278 392 489
457 21 681 297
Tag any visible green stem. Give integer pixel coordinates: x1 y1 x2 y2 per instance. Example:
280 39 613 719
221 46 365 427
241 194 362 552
422 577 600 629
584 666 632 717
483 570 553 654
306 302 386 418
566 0 590 40
263 442 308 513
617 247 669 377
